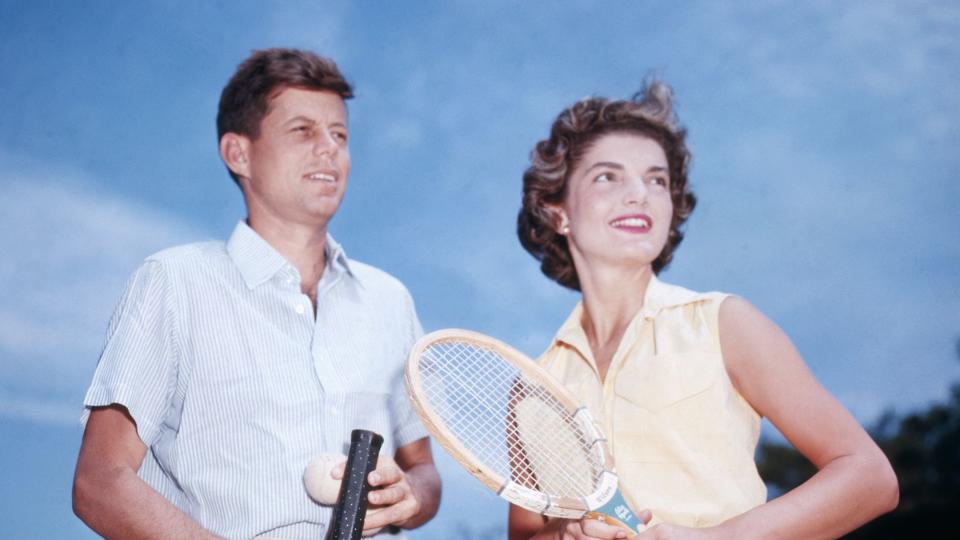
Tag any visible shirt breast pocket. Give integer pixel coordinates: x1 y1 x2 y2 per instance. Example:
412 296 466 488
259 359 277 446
613 348 721 413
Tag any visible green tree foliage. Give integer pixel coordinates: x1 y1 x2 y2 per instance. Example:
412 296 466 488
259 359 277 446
756 339 960 537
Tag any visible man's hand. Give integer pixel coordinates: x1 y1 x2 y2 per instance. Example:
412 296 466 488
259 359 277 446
330 437 440 536
362 455 420 535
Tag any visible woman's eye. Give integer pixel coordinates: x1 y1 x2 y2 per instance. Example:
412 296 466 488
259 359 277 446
649 176 668 187
594 172 613 183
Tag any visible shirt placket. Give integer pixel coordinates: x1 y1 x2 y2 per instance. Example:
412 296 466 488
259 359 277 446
275 264 339 455
310 267 349 453
604 313 656 464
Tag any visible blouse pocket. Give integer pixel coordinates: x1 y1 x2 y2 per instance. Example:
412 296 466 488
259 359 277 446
613 348 721 413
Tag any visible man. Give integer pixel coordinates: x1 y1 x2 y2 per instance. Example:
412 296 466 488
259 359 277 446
72 48 441 539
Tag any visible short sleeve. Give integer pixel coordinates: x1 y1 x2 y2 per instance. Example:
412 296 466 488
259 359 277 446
390 288 428 447
82 259 180 447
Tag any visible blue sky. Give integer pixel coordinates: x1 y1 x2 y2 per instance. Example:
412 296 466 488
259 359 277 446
1 1 958 538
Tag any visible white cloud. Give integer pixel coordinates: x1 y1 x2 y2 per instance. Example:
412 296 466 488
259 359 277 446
0 154 204 420
700 1 960 141
0 391 80 426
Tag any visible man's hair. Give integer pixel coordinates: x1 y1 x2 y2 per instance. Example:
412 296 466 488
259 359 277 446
517 80 697 291
217 48 354 183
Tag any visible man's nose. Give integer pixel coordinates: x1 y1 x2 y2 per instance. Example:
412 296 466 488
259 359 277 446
312 130 338 156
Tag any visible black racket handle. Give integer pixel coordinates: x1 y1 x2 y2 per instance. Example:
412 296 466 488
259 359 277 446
326 429 384 540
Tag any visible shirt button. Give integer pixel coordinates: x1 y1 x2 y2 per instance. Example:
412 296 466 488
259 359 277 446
295 304 306 315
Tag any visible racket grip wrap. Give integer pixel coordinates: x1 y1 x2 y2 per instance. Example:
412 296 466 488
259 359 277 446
326 429 384 540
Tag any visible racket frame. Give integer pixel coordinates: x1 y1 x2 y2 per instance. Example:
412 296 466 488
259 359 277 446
404 328 620 519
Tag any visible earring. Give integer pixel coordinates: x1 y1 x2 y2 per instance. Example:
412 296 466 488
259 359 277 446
562 225 570 234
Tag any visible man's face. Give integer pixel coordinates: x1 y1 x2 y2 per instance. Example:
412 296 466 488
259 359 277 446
237 87 350 229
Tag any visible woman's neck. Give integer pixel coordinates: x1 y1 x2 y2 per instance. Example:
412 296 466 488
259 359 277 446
576 262 655 378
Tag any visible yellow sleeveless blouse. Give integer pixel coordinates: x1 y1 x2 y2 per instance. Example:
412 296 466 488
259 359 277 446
537 277 767 527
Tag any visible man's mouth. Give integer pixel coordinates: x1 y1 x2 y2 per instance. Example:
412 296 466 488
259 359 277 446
305 171 337 183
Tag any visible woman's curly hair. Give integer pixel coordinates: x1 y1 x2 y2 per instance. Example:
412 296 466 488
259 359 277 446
517 80 696 291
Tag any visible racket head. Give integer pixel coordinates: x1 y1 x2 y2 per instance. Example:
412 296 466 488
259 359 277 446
404 329 619 518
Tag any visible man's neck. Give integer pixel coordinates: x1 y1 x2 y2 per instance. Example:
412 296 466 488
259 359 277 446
246 214 329 298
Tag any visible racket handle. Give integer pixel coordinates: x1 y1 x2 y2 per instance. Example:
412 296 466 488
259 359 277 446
585 489 645 536
326 429 384 540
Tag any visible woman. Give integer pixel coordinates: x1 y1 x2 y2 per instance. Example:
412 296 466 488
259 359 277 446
510 82 898 539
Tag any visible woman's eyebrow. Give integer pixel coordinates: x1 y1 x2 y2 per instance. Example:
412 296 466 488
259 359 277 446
582 161 624 174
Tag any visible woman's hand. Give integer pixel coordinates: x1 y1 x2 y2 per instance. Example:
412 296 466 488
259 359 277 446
634 523 716 540
510 502 653 540
533 510 654 540
538 516 632 539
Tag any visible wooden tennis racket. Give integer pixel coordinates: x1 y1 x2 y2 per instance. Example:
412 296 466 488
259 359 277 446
404 329 644 535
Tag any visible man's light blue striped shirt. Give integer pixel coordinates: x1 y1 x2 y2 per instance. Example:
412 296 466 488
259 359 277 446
83 221 427 539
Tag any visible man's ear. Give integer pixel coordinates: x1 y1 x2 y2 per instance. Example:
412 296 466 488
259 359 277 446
220 133 251 180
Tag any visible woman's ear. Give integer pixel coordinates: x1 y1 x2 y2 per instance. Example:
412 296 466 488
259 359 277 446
220 133 250 180
543 203 569 235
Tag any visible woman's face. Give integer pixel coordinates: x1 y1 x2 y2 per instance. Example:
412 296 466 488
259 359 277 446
556 132 673 274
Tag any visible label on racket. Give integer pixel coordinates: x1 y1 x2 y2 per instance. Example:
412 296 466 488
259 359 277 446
586 489 644 534
582 469 620 511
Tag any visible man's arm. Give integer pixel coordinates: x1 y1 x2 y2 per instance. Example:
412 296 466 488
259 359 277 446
73 405 221 540
354 437 441 534
393 437 441 529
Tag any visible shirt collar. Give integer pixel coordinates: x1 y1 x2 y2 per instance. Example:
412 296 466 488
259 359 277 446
552 274 697 350
226 220 360 290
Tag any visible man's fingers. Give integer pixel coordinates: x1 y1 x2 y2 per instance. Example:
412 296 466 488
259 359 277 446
368 484 407 506
362 496 415 531
330 461 347 480
367 460 403 487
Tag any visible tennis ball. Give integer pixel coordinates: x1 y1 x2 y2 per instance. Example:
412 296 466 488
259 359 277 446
304 452 347 505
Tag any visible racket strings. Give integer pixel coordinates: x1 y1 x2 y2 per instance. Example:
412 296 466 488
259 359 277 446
418 340 603 500
508 385 597 496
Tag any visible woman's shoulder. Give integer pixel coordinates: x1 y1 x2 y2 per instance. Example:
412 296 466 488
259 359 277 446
645 277 728 315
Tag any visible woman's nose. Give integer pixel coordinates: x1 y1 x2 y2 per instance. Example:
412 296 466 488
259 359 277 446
622 176 649 205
